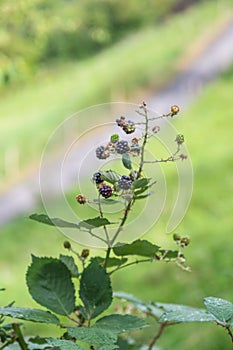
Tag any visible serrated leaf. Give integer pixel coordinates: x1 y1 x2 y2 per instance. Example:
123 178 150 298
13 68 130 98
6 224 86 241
93 257 128 268
78 217 113 230
59 255 79 278
122 153 132 170
29 214 78 228
158 304 216 323
0 307 59 324
96 345 119 350
68 327 117 345
79 260 112 320
204 297 233 324
46 338 85 350
113 240 160 257
26 256 75 316
158 250 180 259
101 170 121 184
113 292 162 318
132 178 150 190
94 314 148 334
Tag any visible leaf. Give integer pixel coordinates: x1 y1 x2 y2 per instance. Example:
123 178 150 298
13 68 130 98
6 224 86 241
68 327 117 345
78 217 113 230
158 250 180 260
79 260 112 320
113 240 160 257
122 154 132 170
93 199 121 205
134 193 152 200
204 297 233 324
96 345 119 350
94 314 148 333
0 307 59 324
59 255 79 278
113 292 163 318
101 170 121 184
132 178 150 190
158 303 216 323
26 256 75 316
46 338 85 350
29 214 78 228
93 257 128 268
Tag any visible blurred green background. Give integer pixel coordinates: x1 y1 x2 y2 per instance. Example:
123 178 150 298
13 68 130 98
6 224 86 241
0 0 233 349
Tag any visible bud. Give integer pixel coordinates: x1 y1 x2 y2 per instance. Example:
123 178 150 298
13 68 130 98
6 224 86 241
173 233 181 241
76 194 87 204
152 125 160 133
63 241 71 249
180 236 190 247
110 134 119 143
179 153 188 161
81 249 90 259
175 134 184 145
171 105 180 116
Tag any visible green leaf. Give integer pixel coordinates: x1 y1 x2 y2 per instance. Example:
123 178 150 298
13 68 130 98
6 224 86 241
0 307 60 324
96 345 119 350
59 255 79 278
132 178 150 190
93 199 121 205
93 257 128 268
113 292 163 318
134 193 152 200
158 303 216 323
94 314 148 333
158 250 180 260
79 260 112 320
29 214 78 228
46 338 85 349
113 240 160 257
122 154 132 170
26 256 75 316
204 297 233 324
78 217 113 230
68 327 117 345
101 170 121 184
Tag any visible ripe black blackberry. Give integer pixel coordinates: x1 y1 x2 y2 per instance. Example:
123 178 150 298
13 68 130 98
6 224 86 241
92 172 103 185
116 140 130 154
99 184 113 198
118 175 132 190
96 145 109 159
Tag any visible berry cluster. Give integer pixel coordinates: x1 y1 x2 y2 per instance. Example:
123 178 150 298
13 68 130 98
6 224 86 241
95 135 140 160
118 175 132 190
99 184 113 198
116 116 136 134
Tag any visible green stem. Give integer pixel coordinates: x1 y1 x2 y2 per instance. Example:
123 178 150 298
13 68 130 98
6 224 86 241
12 323 28 350
110 199 133 246
98 193 110 246
109 258 152 275
137 106 149 178
104 247 111 267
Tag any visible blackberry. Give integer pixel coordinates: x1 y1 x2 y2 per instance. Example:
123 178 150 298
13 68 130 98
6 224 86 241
116 140 130 154
122 120 136 134
130 141 140 156
116 116 126 127
129 170 138 181
96 145 110 159
99 184 113 198
92 172 103 185
118 175 132 190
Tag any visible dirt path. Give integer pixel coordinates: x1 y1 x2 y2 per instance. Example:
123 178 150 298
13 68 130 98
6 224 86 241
1 16 233 227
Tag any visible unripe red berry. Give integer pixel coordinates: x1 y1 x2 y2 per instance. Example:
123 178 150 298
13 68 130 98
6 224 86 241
171 105 180 116
76 194 87 204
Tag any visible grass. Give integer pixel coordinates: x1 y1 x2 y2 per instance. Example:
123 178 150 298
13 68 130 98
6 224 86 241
0 0 232 188
0 64 233 349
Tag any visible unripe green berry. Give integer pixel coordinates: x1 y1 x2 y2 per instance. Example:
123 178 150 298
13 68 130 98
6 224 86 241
175 134 184 145
110 134 119 143
64 241 71 249
173 233 181 241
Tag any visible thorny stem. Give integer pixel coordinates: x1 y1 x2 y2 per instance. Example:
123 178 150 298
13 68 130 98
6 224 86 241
97 193 111 246
137 105 149 178
216 322 233 342
144 144 181 164
148 323 168 350
110 199 133 246
12 323 28 350
67 315 83 327
109 258 153 275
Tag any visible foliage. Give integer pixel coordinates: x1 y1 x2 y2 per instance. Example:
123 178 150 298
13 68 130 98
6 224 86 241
0 0 190 87
0 103 232 349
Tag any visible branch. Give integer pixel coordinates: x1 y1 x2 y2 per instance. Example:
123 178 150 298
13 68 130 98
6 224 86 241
148 322 168 349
